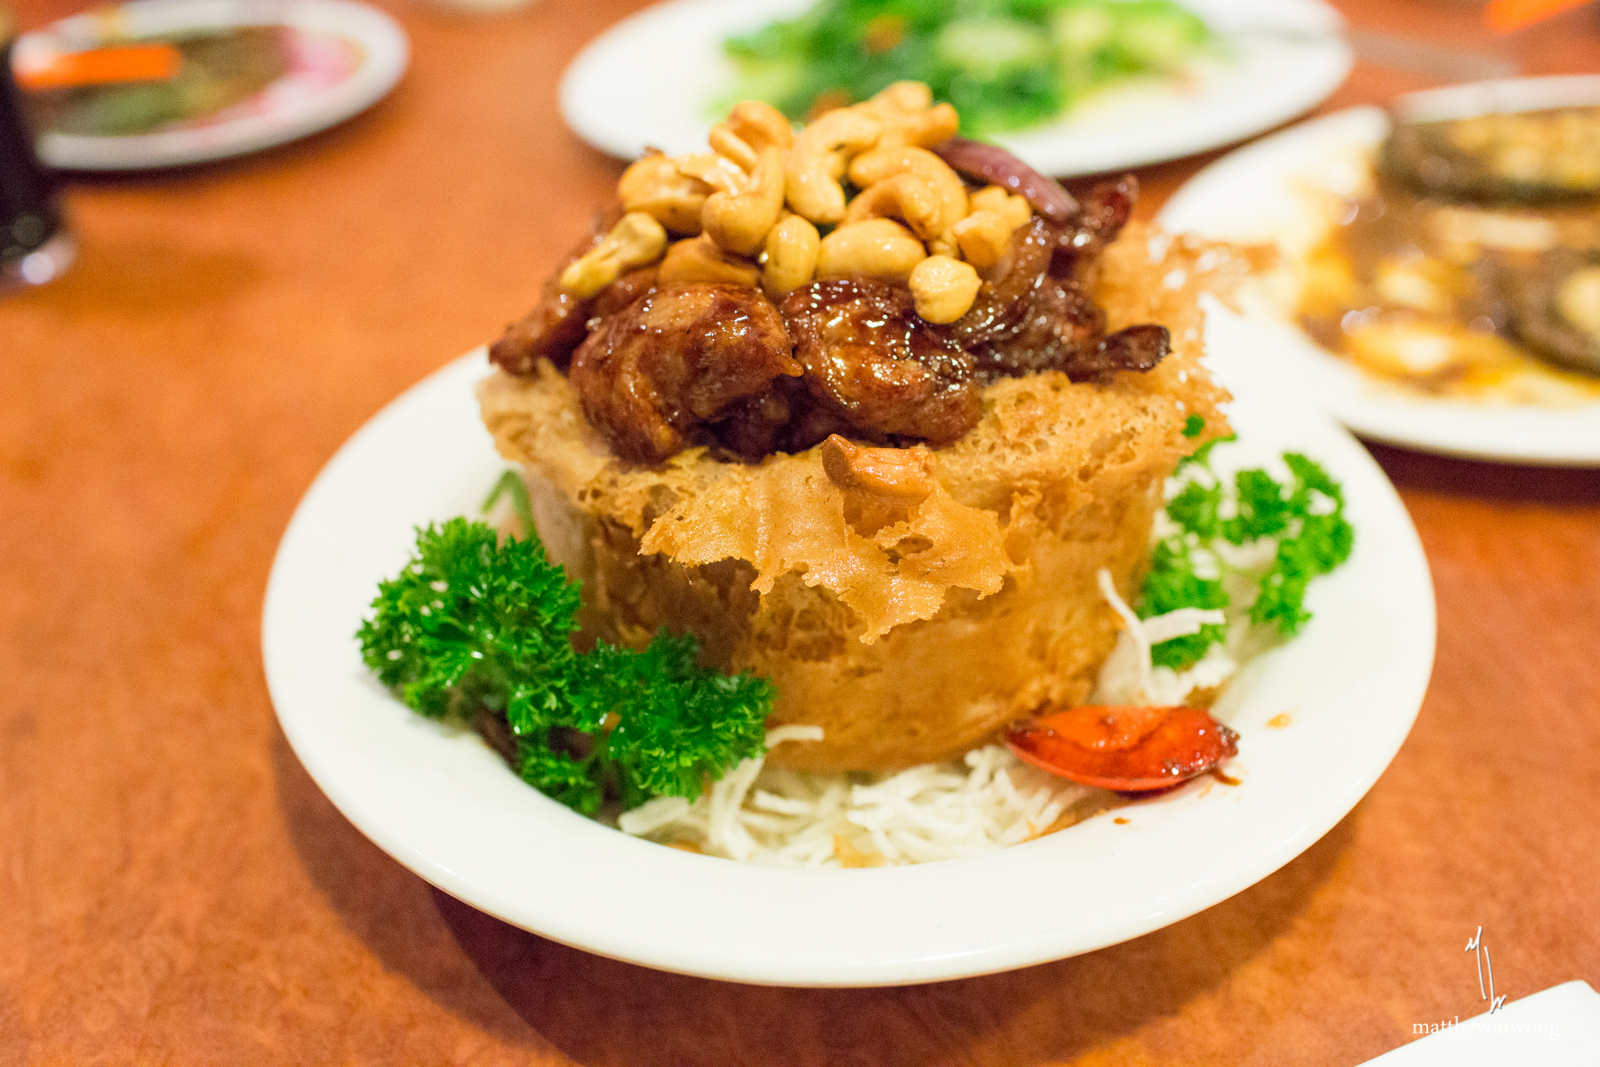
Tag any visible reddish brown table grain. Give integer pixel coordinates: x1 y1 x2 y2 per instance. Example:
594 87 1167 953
3 0 1598 1061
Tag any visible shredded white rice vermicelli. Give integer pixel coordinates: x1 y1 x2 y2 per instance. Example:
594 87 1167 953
617 727 1094 867
615 573 1248 867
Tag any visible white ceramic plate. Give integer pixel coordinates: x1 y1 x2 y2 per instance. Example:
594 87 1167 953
262 324 1434 987
1158 92 1600 467
558 0 1351 176
16 0 408 170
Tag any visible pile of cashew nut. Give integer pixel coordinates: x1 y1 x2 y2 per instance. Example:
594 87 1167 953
558 82 1036 325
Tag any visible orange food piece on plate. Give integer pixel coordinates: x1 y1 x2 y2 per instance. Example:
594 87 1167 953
1006 705 1239 792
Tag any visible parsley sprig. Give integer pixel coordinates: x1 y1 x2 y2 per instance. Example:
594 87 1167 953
1140 429 1354 670
357 514 774 814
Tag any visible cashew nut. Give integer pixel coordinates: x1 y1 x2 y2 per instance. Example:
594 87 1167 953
821 434 936 505
658 234 761 287
619 153 710 235
675 153 746 195
762 214 820 298
950 209 1017 269
846 145 968 240
785 108 884 224
909 255 981 323
710 100 794 171
854 84 959 148
735 100 794 147
843 172 949 241
815 218 927 282
702 145 786 257
875 81 933 111
969 185 1033 230
560 212 668 298
707 127 759 174
876 103 959 148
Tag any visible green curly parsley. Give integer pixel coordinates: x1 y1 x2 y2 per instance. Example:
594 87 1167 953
1139 423 1355 671
357 513 774 814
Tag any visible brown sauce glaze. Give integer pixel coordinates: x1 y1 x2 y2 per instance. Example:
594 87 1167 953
781 278 983 446
1077 324 1172 380
948 211 1160 383
963 270 1109 382
498 176 1173 465
946 215 1057 351
1043 175 1138 279
488 274 592 375
569 284 801 465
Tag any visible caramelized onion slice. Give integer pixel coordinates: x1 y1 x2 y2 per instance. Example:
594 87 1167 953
932 137 1079 223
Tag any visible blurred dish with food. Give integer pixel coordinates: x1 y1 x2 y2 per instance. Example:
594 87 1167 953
13 0 407 170
719 0 1218 139
1161 75 1600 466
560 0 1351 175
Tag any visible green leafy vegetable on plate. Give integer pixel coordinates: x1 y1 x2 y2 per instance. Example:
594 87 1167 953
723 0 1216 137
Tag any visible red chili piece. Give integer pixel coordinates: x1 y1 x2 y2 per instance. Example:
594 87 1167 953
1005 705 1239 792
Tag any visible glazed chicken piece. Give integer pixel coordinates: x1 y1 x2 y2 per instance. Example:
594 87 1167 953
1073 323 1172 378
495 168 1163 464
1042 176 1138 279
569 284 802 465
948 194 1167 383
781 278 983 446
946 213 1058 355
489 205 625 374
489 271 593 375
974 281 1169 381
950 218 1108 381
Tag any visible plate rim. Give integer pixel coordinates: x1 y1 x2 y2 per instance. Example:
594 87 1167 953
1157 101 1600 468
262 345 1435 986
23 0 409 171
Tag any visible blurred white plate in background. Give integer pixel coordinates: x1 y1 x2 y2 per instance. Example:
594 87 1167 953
559 0 1351 176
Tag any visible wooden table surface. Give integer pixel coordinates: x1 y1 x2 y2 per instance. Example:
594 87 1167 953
4 0 1598 1061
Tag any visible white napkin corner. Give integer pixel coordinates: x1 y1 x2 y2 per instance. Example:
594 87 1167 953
1360 980 1600 1065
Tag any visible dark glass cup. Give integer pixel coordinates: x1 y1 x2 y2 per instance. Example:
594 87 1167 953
1 13 73 291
